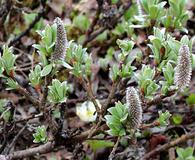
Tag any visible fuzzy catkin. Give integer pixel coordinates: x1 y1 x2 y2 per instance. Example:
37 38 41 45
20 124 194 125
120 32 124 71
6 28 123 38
126 87 142 130
174 45 192 89
136 0 143 17
52 17 67 61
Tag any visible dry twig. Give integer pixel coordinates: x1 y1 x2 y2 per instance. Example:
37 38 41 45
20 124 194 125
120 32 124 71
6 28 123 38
144 131 195 159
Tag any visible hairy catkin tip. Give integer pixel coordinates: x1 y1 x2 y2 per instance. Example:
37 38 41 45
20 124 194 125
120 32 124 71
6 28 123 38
136 0 143 16
52 17 68 61
126 87 142 130
174 45 192 89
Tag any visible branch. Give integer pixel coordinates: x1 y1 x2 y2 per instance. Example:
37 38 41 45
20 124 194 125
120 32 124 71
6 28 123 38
109 136 120 160
7 142 55 159
83 0 102 45
0 0 12 27
15 113 43 123
102 78 121 115
8 1 48 46
146 90 176 107
40 75 53 109
4 124 27 154
81 79 101 114
83 27 106 47
139 121 160 130
82 1 131 47
17 86 40 107
143 131 195 159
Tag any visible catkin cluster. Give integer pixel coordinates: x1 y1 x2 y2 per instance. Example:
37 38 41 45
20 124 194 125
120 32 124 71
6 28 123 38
52 17 68 61
174 45 192 89
126 87 142 130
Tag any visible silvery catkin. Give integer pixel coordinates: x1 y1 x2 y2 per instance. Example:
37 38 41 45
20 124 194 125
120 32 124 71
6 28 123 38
52 17 67 61
126 87 142 130
174 45 192 89
136 0 143 17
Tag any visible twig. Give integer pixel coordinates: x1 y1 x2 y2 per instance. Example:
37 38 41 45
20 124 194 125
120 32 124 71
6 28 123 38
87 61 123 138
17 86 40 107
87 117 103 138
109 136 121 160
168 148 176 160
0 0 12 27
70 124 107 143
82 1 131 47
139 121 160 130
83 27 107 47
0 107 11 122
40 76 53 108
83 0 102 46
146 90 176 107
0 124 106 159
87 69 122 138
6 141 55 159
15 113 43 123
143 131 195 159
8 1 48 46
102 78 121 115
41 75 58 135
81 79 100 114
5 124 27 154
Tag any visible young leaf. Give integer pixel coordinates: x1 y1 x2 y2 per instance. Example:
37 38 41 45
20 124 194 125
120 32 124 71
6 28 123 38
33 126 48 144
6 78 18 90
158 110 171 126
86 140 114 152
48 79 69 103
41 64 53 77
105 102 129 136
186 94 195 105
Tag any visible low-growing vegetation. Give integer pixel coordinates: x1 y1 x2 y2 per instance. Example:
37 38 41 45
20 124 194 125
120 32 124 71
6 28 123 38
0 0 195 159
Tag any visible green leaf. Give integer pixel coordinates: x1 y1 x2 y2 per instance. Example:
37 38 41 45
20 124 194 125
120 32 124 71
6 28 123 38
149 5 158 19
52 108 61 119
177 148 185 159
48 79 69 103
172 114 183 125
116 39 135 53
112 22 126 36
44 24 53 47
6 78 18 90
110 64 119 81
0 45 17 76
183 147 193 158
120 63 133 78
111 0 118 4
41 64 53 77
56 60 73 69
73 14 90 32
180 35 190 46
119 128 126 136
162 62 174 85
96 31 108 42
3 110 11 122
158 110 171 126
186 94 195 105
24 13 43 30
0 99 9 113
86 140 114 151
192 54 195 69
33 126 48 144
105 102 128 136
176 147 194 160
29 65 42 87
33 23 57 61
